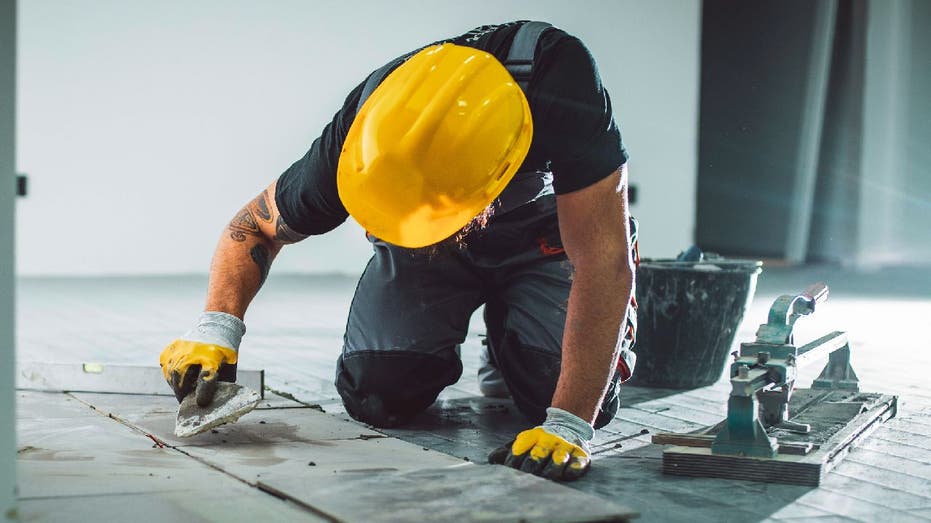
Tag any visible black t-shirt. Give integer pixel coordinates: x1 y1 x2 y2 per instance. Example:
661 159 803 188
276 21 628 236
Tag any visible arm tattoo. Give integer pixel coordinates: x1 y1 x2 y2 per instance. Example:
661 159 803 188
274 216 309 244
250 244 271 286
254 190 273 223
228 207 260 242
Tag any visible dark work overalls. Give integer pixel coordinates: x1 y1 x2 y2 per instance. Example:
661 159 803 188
335 22 637 429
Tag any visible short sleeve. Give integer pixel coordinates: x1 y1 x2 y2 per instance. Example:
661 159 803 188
274 82 366 235
531 35 627 194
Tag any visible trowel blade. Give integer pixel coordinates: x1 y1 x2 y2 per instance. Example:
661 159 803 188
175 381 261 438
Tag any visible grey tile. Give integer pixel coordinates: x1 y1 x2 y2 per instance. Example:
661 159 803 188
16 483 327 523
820 477 929 511
765 516 862 523
15 391 98 420
17 448 239 500
844 448 931 481
259 464 637 523
615 406 705 433
762 502 836 520
16 395 257 500
627 402 725 426
79 393 385 448
905 508 931 520
797 489 929 522
885 419 931 438
828 462 931 504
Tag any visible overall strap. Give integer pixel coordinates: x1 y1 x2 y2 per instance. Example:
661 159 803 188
503 21 553 91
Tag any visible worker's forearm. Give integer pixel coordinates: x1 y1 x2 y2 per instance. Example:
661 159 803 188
205 206 282 319
551 260 633 425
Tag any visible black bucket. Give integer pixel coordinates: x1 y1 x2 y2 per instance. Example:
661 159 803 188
629 258 763 389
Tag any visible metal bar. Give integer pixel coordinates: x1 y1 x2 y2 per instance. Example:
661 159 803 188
15 362 264 398
796 331 848 365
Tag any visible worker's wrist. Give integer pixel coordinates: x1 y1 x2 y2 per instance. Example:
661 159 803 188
542 407 594 444
183 311 246 351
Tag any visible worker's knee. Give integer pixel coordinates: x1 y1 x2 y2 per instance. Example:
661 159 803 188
335 349 462 428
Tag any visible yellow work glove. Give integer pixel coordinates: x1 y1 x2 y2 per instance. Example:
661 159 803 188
488 407 594 481
159 312 245 407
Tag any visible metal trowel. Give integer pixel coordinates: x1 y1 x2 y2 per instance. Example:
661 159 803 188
175 381 261 438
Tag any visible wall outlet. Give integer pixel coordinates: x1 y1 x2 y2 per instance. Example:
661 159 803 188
16 174 26 197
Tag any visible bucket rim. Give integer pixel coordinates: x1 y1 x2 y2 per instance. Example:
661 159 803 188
638 258 763 273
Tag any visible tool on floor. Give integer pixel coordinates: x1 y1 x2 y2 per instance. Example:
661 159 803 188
652 282 897 486
175 381 261 438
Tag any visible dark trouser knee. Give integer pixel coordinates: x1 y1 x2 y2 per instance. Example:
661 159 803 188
335 350 462 428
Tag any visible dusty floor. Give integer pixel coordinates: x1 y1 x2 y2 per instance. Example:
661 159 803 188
13 264 931 522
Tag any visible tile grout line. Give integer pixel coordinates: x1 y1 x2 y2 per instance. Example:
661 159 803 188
882 423 931 438
262 386 329 412
845 451 931 478
872 434 931 452
819 481 928 511
832 467 931 500
782 501 873 523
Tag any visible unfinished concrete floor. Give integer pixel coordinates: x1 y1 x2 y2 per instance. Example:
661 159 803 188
13 264 931 522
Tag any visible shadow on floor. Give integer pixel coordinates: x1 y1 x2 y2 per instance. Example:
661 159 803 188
585 445 813 523
621 385 696 406
380 396 529 464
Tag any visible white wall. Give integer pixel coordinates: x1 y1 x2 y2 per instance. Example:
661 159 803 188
17 0 701 276
1 0 16 517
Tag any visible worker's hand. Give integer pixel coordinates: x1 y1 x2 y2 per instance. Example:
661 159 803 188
488 407 594 481
159 312 245 407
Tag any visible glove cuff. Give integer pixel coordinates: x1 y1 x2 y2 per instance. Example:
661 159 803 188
183 311 246 351
542 407 595 445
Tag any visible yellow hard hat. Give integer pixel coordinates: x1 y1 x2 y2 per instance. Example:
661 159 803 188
337 43 533 248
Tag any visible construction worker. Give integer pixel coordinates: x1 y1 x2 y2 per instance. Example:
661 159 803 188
159 20 637 482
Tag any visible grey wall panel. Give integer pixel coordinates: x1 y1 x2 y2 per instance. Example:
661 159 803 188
696 0 821 258
900 0 931 263
1 0 16 518
808 1 867 263
698 0 931 265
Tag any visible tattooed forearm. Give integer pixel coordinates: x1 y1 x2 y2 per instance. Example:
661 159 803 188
250 244 271 286
254 190 273 223
228 207 261 242
274 216 309 244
